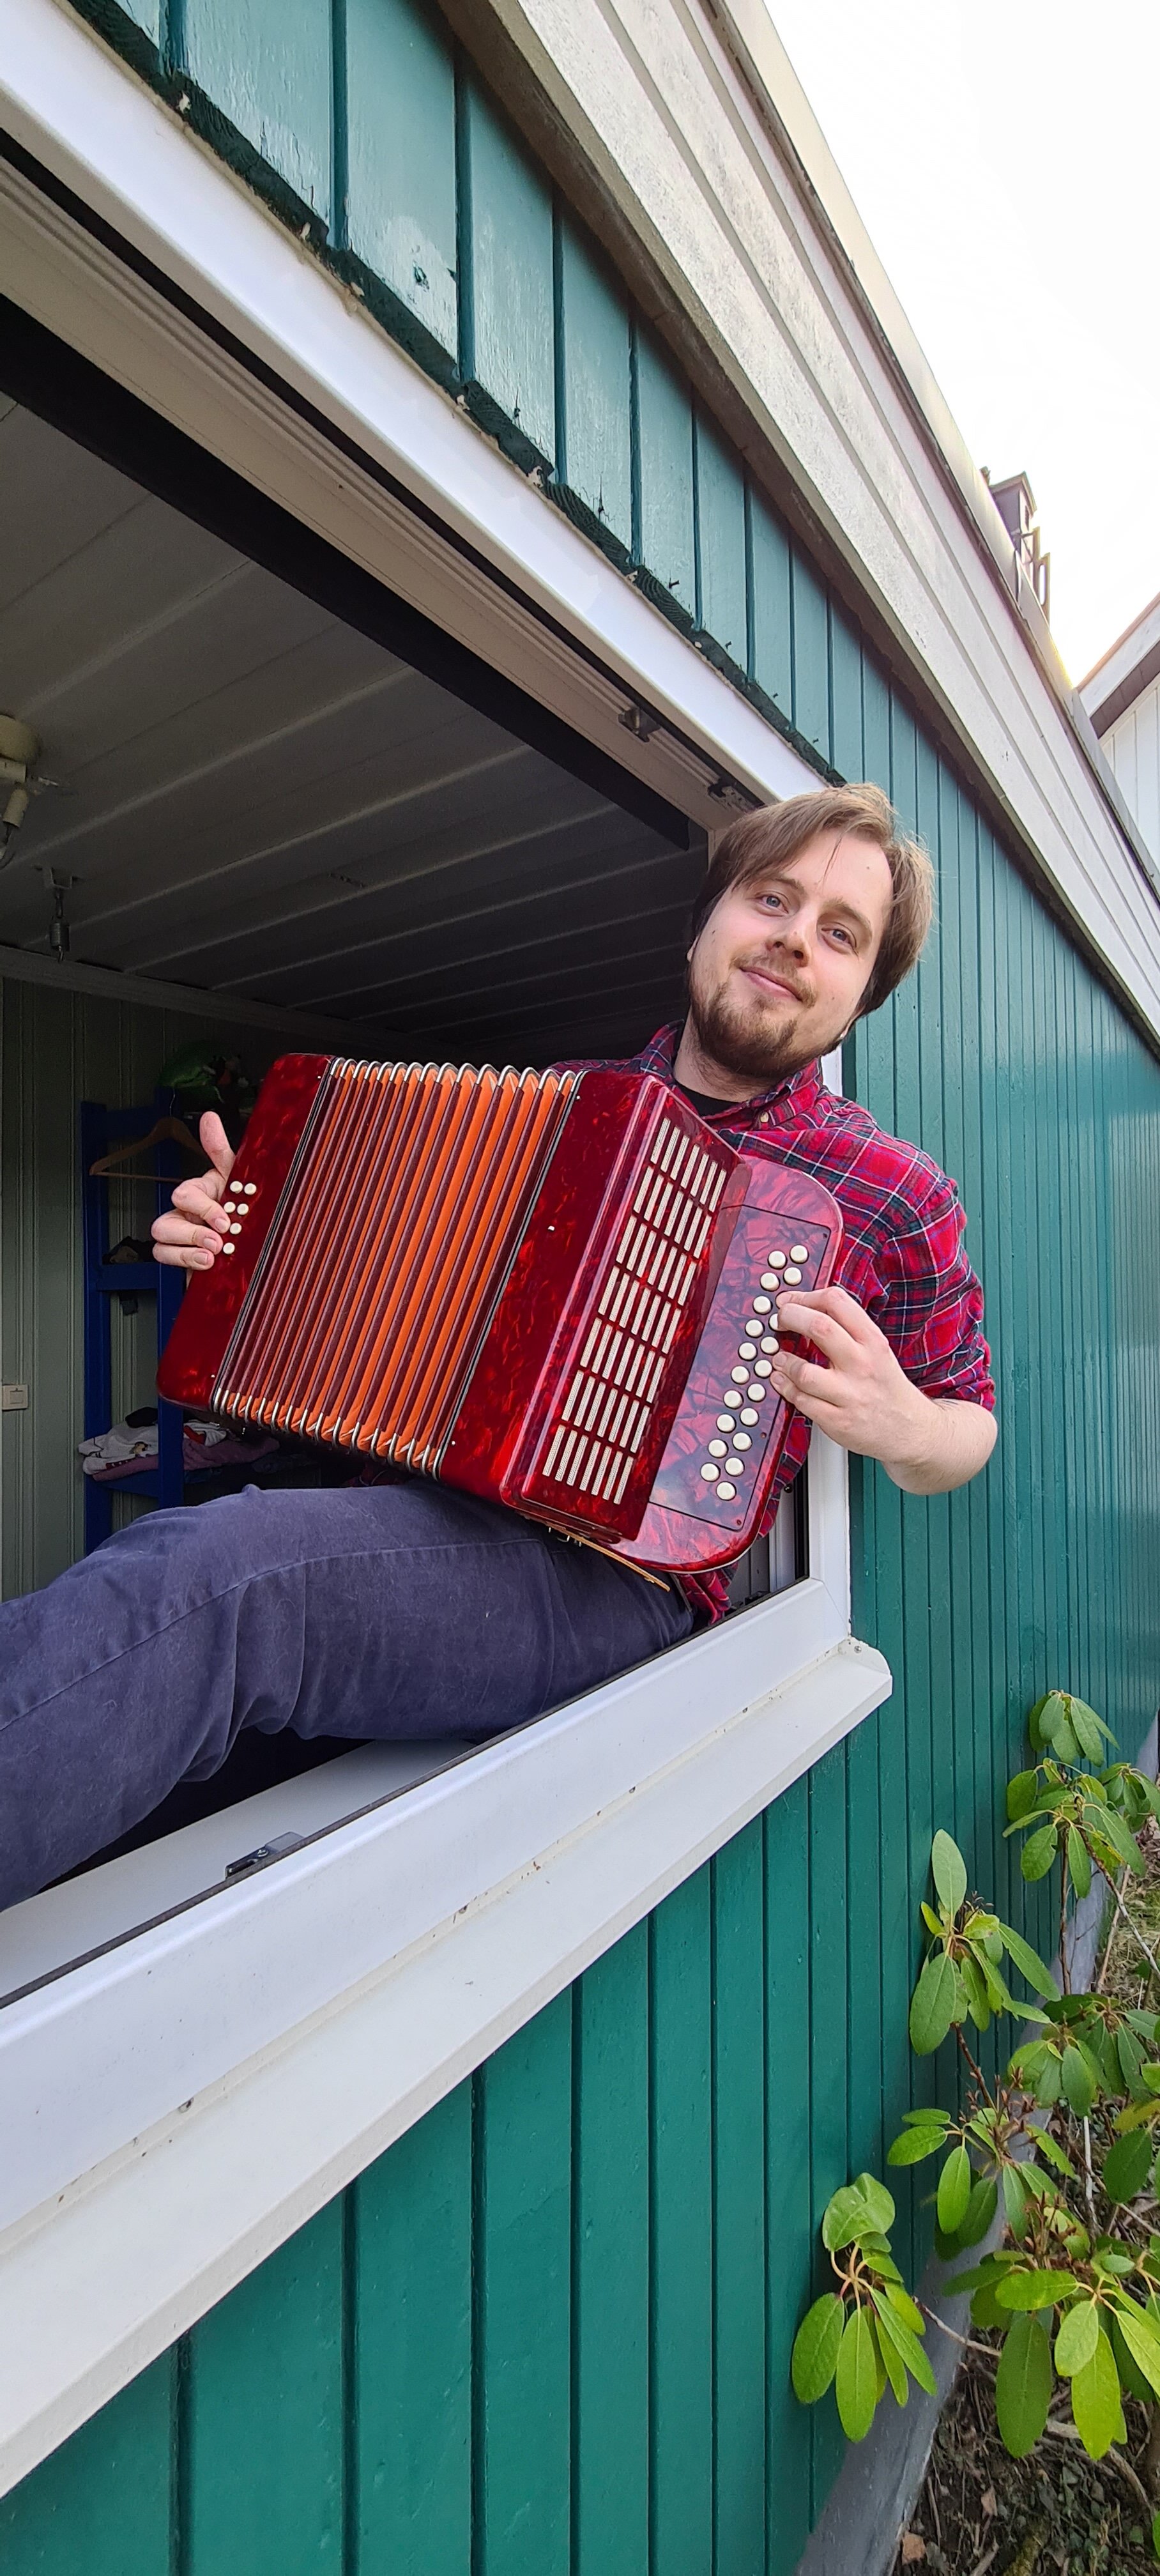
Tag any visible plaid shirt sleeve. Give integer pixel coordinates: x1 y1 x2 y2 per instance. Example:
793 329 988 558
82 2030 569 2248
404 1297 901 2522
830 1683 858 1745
849 1160 994 1411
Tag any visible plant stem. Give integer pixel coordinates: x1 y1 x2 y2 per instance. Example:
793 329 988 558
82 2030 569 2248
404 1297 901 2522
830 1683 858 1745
1096 1869 1129 1991
954 2025 996 2108
918 2304 997 2363
1145 2401 1160 2503
1109 1871 1160 1989
1081 2115 1099 2232
1060 1868 1071 1996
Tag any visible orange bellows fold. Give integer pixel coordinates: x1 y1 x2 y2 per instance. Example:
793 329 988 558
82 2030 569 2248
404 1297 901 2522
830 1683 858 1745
217 1061 576 1464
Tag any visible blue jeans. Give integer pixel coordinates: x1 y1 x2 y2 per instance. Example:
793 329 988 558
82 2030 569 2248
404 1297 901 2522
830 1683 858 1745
0 1482 694 1906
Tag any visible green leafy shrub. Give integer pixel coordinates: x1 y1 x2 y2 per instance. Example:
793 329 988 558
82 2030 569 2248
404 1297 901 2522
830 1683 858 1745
791 1691 1160 2550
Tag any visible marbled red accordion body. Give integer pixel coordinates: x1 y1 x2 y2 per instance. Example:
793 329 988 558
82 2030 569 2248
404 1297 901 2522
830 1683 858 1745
158 1055 842 1572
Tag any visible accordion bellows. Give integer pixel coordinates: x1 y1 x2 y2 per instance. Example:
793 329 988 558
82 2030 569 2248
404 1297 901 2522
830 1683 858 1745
158 1055 843 1572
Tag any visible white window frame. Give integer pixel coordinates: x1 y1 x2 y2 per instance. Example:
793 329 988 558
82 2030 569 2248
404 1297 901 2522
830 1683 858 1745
0 3 891 2498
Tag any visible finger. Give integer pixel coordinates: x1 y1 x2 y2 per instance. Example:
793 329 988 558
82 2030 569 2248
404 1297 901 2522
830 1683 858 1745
199 1110 236 1184
153 1241 216 1271
780 1282 881 1341
151 1213 226 1253
169 1177 229 1229
769 1356 844 1409
772 1297 859 1361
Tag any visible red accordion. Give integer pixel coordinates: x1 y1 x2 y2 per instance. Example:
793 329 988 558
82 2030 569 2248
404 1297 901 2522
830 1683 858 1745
157 1055 842 1573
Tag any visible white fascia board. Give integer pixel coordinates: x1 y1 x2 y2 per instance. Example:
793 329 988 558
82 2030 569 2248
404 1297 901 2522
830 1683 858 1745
1080 596 1160 723
0 0 817 838
0 1615 889 2496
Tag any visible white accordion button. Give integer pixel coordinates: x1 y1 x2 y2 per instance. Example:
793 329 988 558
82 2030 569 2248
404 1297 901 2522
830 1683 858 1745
740 1405 759 1424
724 1390 743 1408
783 1266 802 1285
752 1294 771 1314
243 1183 257 1196
738 1341 756 1360
716 1481 736 1500
759 1272 779 1290
790 1244 809 1262
731 1365 749 1384
768 1251 787 1268
708 1438 728 1458
761 1335 779 1353
754 1360 772 1378
716 1414 735 1431
725 1456 744 1476
700 1462 719 1482
222 1241 235 1255
229 1223 242 1236
222 1201 236 1216
734 1432 752 1450
747 1383 767 1402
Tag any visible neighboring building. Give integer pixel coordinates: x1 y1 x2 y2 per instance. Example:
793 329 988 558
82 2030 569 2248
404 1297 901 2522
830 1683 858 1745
1 3 1159 2573
1081 592 1160 862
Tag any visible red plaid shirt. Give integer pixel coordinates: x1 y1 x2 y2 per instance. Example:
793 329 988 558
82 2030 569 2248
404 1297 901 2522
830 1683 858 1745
580 1026 993 1624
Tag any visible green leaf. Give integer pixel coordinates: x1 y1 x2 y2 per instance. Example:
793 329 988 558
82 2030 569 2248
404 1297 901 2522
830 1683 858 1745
998 1923 1059 2002
1152 2510 1160 2563
791 2294 845 2402
1091 1801 1148 1876
1003 2164 1030 2234
1104 2129 1154 2209
1032 2129 1078 2182
835 2307 879 2442
1067 1827 1092 1900
899 2106 952 2128
1027 1693 1055 1751
936 2143 973 2235
871 2292 937 2396
1067 1699 1106 1764
931 1830 967 1917
995 2267 1078 2312
1062 2044 1097 2118
1110 2311 1154 2405
972 2281 1007 2331
883 2283 926 2336
959 1951 991 2033
851 2174 896 2235
1007 1768 1040 1821
1021 1823 1059 1883
909 1951 958 2055
1054 2298 1100 2375
1071 2326 1126 2461
1110 2299 1160 2401
887 2126 949 2166
952 2176 998 2251
995 2312 1052 2457
871 2310 907 2407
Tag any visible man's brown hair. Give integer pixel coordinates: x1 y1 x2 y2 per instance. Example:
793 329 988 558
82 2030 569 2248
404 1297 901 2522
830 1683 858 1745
689 783 935 1017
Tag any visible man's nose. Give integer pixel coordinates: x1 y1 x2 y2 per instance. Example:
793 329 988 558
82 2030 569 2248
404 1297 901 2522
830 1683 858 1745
768 908 811 960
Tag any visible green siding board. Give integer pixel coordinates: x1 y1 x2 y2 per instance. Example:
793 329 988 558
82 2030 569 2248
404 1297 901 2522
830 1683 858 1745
650 1871 713 2576
711 1821 767 2576
182 0 332 222
805 1745 848 2512
790 550 830 758
0 2356 173 2575
475 1997 572 2576
572 1926 650 2576
828 610 863 784
693 417 746 668
457 82 555 470
553 224 632 558
344 0 458 367
353 2081 473 2570
748 493 792 712
185 2204 344 2569
763 1779 812 2575
633 334 696 624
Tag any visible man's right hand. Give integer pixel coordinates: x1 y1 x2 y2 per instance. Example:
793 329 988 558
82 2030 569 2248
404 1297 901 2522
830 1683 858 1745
151 1112 236 1271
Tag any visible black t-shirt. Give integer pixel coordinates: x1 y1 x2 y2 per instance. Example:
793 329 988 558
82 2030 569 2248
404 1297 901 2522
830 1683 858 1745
674 1082 742 1121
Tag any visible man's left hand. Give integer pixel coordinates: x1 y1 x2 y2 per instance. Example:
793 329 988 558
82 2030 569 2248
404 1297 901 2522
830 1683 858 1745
768 1283 996 1495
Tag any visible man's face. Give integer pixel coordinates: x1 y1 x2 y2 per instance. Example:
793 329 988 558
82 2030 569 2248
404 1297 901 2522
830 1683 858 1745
685 829 894 1087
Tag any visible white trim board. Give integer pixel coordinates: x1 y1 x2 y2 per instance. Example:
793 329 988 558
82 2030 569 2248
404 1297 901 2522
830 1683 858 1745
0 940 397 1051
0 1 816 843
0 1614 889 2497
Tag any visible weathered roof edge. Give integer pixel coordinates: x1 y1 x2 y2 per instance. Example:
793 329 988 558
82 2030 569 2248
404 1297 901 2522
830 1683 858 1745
703 0 1160 902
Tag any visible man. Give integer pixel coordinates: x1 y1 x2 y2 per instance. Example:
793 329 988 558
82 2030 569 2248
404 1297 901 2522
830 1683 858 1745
0 784 995 1903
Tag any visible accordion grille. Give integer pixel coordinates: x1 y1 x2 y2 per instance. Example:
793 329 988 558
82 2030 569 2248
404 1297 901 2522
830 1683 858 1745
215 1059 574 1463
538 1112 731 1510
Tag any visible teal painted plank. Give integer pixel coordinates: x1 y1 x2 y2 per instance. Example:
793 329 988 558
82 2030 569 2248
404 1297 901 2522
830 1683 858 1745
185 2202 343 2568
475 1994 572 2576
119 0 160 38
345 0 457 363
352 2082 472 2571
572 1925 649 2576
790 549 830 758
844 1706 883 2181
807 1744 848 2512
183 0 332 222
828 610 864 783
650 1869 712 2576
763 1777 811 2574
554 222 632 554
457 80 555 466
0 2355 173 2576
860 655 890 792
712 1821 767 2576
694 417 746 666
749 491 792 713
633 332 696 621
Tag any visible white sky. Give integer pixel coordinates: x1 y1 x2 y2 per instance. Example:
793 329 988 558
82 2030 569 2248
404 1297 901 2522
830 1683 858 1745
767 0 1160 683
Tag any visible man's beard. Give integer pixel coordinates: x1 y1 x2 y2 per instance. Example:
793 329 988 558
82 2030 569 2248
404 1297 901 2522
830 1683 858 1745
687 959 821 1085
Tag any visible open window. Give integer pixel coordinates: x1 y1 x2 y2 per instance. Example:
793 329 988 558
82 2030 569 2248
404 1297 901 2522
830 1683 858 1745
0 355 812 1997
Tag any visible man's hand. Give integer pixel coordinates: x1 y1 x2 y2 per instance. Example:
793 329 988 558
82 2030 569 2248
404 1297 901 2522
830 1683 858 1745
151 1112 236 1271
768 1282 996 1494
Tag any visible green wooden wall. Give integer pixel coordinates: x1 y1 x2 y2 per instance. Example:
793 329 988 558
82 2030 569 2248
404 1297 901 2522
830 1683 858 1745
6 647 1160 2568
0 979 298 1596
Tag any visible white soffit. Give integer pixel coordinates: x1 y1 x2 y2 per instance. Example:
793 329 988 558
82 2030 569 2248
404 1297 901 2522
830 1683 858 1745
0 0 818 844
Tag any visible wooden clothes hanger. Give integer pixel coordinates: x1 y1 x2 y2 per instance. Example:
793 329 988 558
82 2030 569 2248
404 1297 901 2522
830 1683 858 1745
88 1114 202 1178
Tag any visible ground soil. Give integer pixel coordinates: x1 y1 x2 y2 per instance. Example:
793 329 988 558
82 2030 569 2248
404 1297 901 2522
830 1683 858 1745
891 1826 1160 2576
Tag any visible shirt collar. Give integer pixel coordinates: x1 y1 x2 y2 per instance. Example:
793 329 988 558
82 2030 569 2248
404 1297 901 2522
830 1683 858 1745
636 1023 827 1130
